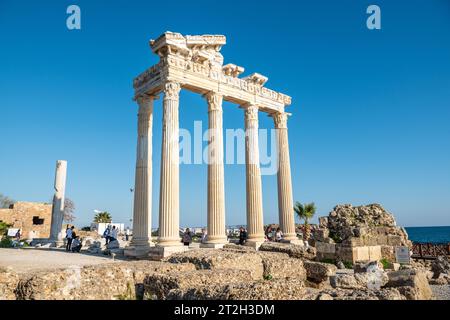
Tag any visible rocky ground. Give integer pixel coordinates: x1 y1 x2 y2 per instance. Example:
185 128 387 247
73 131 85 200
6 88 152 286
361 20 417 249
1 243 449 300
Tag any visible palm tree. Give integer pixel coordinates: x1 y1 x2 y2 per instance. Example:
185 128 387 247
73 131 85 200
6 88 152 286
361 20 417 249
94 211 112 223
294 201 316 241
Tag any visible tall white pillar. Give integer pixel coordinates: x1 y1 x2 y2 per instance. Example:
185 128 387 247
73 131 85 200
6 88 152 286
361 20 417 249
126 95 155 256
203 92 227 247
273 112 297 241
157 82 182 247
49 160 67 241
244 105 265 246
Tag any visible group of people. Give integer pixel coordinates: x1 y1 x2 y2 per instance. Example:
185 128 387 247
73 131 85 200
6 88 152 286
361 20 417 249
102 225 119 245
265 226 284 242
181 226 284 246
65 225 82 252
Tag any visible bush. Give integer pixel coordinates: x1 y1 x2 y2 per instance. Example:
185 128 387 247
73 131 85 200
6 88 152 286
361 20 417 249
343 261 353 269
81 226 91 231
0 237 13 248
380 258 391 269
320 258 336 265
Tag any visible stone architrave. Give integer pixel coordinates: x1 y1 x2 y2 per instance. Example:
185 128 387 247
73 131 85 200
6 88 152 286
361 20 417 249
244 105 265 247
202 92 227 248
49 160 67 243
272 112 298 242
125 95 155 257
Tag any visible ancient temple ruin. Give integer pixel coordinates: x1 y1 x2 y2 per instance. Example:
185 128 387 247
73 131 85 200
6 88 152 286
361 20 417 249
125 32 298 257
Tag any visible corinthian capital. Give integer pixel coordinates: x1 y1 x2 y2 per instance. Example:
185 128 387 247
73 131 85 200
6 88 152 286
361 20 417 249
272 112 288 129
244 104 259 122
205 92 223 112
163 81 181 100
136 94 155 114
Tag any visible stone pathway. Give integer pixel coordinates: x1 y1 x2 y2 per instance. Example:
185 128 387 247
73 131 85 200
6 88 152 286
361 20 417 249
0 247 123 274
430 285 450 300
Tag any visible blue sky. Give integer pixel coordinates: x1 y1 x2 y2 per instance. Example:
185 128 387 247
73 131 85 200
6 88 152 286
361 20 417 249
0 0 449 228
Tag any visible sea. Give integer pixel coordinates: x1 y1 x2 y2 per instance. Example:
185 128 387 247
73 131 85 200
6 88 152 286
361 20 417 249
405 226 450 244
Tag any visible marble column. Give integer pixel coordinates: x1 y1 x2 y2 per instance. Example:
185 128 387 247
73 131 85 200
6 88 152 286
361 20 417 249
203 92 227 247
127 95 155 255
49 160 67 242
244 105 265 245
157 82 182 247
273 112 297 241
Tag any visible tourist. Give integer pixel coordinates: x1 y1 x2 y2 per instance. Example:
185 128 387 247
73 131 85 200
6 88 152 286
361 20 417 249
275 228 283 242
200 228 207 244
125 227 131 241
110 226 118 242
65 226 74 251
71 236 82 253
15 229 21 242
182 228 192 246
103 226 111 245
239 227 247 245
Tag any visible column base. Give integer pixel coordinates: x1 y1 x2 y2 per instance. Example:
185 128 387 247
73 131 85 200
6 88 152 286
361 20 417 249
124 243 154 258
200 242 226 249
148 245 189 260
245 240 266 250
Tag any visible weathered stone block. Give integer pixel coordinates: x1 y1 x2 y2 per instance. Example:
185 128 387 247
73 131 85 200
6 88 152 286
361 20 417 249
164 279 318 300
166 249 264 280
15 261 195 300
257 251 306 280
385 269 433 300
303 261 337 283
259 242 316 260
144 269 253 300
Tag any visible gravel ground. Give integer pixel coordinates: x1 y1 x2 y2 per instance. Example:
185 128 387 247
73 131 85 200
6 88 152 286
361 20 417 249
0 247 124 274
430 285 450 300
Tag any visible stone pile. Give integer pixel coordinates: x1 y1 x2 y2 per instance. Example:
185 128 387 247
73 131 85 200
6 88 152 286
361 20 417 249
314 204 410 263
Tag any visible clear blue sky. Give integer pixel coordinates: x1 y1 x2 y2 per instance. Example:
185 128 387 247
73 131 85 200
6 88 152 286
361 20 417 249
0 0 449 228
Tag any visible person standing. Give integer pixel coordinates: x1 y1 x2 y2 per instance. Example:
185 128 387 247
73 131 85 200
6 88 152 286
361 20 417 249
239 227 247 245
15 229 21 242
103 226 111 245
65 226 74 251
182 228 192 246
200 228 208 244
125 227 131 241
110 226 118 242
275 228 283 242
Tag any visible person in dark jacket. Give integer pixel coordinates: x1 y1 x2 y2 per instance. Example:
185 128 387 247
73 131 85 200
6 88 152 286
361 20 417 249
239 227 247 245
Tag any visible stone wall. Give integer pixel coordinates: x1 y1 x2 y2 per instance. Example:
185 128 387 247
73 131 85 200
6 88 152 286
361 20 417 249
0 202 52 239
314 204 410 264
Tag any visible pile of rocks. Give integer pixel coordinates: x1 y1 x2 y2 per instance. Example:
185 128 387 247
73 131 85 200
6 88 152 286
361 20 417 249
314 204 410 263
429 256 450 285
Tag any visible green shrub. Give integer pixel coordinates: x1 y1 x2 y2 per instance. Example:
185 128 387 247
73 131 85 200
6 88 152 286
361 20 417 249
0 237 13 248
263 274 273 281
320 258 336 265
380 258 391 269
343 261 353 269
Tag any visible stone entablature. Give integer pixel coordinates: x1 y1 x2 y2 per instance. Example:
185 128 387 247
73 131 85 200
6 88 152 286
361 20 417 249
0 202 52 239
133 32 291 113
